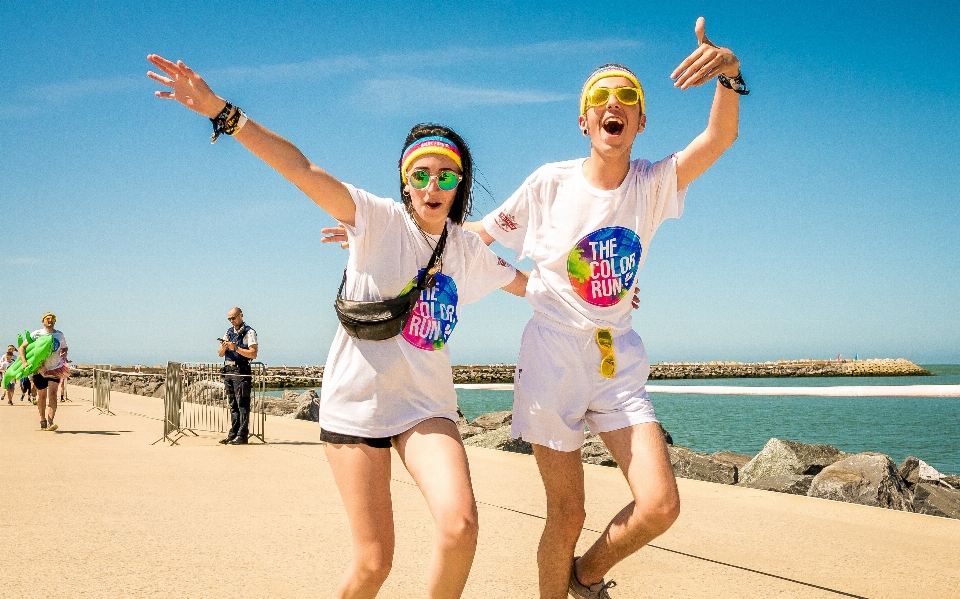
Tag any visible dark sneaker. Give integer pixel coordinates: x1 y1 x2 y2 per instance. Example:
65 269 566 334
228 437 248 445
40 420 47 430
568 558 617 599
219 436 236 445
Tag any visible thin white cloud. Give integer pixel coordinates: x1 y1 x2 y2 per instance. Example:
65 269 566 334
366 77 573 109
0 39 642 118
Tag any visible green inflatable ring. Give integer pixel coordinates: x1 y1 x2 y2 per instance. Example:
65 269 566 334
1 330 54 388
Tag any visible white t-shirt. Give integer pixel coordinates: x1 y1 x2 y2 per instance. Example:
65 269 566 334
483 156 685 334
31 329 67 371
0 355 13 371
320 185 518 438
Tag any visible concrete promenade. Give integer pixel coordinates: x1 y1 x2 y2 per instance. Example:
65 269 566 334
1 386 958 599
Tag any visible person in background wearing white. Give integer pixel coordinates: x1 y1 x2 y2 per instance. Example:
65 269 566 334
20 313 69 431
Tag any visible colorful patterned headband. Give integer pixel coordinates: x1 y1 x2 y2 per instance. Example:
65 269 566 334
400 136 463 183
580 65 644 115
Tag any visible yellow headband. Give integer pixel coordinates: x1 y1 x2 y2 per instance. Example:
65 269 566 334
400 136 463 184
42 312 56 322
6 345 15 352
580 66 644 115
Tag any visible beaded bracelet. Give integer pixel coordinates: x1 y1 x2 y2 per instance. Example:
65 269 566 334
718 72 750 96
210 102 247 144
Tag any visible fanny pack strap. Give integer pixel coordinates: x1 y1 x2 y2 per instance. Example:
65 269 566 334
337 223 448 300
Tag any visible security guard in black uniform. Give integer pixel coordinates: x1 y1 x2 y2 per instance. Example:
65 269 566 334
218 307 258 444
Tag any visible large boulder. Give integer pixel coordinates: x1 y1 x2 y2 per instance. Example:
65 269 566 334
912 483 960 519
740 474 813 496
470 410 513 430
712 451 753 470
808 453 912 511
739 438 845 485
463 425 532 455
668 446 737 484
581 435 616 467
455 409 486 440
898 456 953 488
294 390 320 421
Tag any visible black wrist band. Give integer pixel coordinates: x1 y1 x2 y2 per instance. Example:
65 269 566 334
718 71 750 95
210 102 245 144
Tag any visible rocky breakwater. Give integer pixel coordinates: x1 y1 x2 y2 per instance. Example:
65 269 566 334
449 359 931 383
651 358 931 378
68 368 166 398
455 412 960 519
264 366 324 388
453 365 515 384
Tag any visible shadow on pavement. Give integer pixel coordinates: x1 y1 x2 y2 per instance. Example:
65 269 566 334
55 431 132 435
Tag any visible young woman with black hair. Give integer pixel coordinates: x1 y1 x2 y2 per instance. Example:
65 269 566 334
147 55 526 599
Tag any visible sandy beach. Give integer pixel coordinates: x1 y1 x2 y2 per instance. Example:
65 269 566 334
1 385 958 599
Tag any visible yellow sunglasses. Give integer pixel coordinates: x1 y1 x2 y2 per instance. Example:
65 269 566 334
584 86 644 113
596 328 616 379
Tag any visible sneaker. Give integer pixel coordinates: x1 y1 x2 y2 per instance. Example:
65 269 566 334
219 436 236 445
228 437 248 445
40 420 47 430
46 423 58 432
568 558 617 599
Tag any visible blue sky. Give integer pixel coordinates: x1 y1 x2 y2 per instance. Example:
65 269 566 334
1 1 958 366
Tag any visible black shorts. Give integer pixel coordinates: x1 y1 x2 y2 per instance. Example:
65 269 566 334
32 373 59 390
320 428 393 449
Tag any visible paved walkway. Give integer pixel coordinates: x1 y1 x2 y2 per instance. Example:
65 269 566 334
1 386 957 598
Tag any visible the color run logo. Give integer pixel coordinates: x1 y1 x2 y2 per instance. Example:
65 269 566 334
566 226 641 306
401 270 459 351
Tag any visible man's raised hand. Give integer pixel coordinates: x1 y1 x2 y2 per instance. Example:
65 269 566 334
321 224 350 249
670 17 740 90
147 55 226 119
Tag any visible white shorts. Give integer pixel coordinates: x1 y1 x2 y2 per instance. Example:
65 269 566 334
511 313 658 451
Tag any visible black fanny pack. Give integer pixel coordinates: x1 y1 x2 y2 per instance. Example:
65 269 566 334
335 225 447 341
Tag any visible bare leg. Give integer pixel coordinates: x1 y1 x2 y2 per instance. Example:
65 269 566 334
531 444 586 599
395 418 479 599
324 441 395 599
46 381 59 423
575 422 680 586
37 386 48 423
5 387 12 404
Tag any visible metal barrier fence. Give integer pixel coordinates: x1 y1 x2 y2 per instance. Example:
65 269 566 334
154 361 266 446
88 364 115 415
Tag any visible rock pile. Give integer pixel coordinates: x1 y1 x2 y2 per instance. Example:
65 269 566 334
651 358 930 379
449 359 932 383
68 369 166 398
456 413 960 520
453 365 516 384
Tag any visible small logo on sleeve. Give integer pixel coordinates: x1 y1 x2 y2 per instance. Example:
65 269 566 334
494 211 518 232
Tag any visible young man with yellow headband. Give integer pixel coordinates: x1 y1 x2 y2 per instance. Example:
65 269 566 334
1 344 17 405
469 17 745 599
21 313 70 431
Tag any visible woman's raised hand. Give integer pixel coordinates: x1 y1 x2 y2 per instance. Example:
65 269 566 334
147 54 226 119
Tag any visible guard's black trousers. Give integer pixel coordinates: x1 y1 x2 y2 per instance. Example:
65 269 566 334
224 374 252 440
